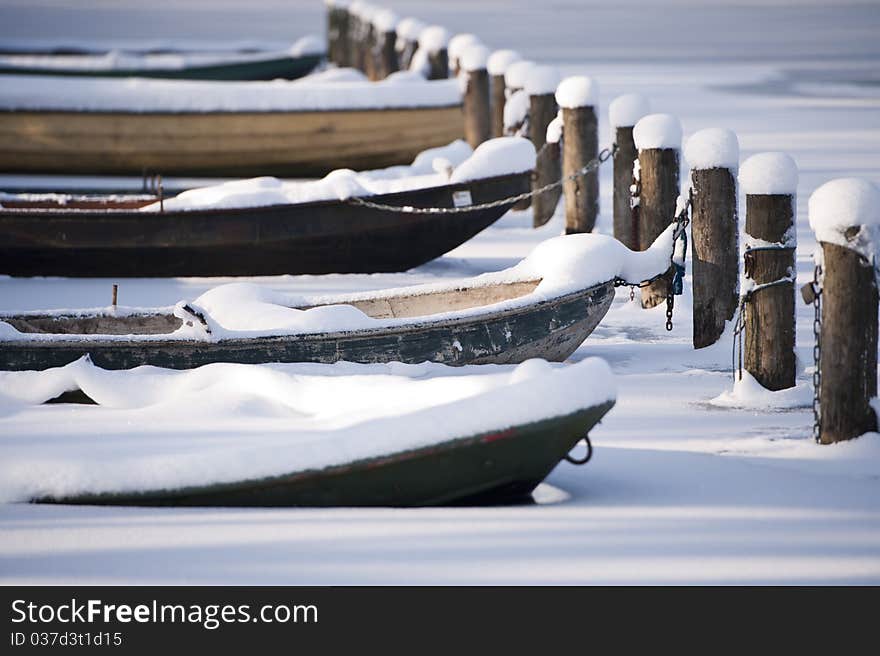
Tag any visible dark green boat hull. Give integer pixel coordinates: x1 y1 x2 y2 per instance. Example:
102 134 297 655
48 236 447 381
0 54 323 81
35 401 613 507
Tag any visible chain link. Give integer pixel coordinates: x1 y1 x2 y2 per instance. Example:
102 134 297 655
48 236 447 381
812 264 823 443
345 146 616 215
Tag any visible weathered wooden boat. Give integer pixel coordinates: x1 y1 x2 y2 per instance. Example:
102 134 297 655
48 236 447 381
0 139 532 277
37 402 612 507
0 74 464 175
0 46 324 81
0 276 615 371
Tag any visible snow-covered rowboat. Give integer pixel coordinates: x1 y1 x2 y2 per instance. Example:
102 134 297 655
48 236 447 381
0 38 324 81
0 138 531 277
0 226 677 370
0 72 464 175
0 358 616 507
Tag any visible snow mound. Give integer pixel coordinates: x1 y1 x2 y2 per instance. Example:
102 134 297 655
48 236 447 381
609 93 650 128
808 178 880 260
555 75 598 109
0 357 616 503
396 17 424 41
449 137 535 183
460 44 490 72
487 49 521 76
138 139 491 212
0 73 462 113
684 128 739 172
418 25 449 53
739 152 798 195
633 114 682 150
372 9 399 32
289 35 325 57
710 371 812 410
504 60 535 89
524 65 560 96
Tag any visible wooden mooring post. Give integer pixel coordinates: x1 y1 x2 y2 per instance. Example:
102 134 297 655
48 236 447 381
556 76 598 234
487 50 521 139
738 152 798 390
808 178 880 444
448 33 480 77
372 10 400 79
526 66 560 227
684 128 740 348
418 26 450 80
395 17 424 71
632 114 681 308
461 45 491 149
609 94 649 249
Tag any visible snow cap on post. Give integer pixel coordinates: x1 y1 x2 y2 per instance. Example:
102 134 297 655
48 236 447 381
555 75 598 109
609 93 650 128
739 152 798 195
546 112 563 144
487 49 521 76
809 178 880 258
396 17 425 40
372 9 399 33
418 25 450 53
448 33 481 61
524 65 560 96
350 1 376 20
460 44 490 72
633 113 682 151
684 128 739 172
504 60 535 89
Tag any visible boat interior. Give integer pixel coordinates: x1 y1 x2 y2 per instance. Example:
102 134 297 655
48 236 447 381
1 280 543 336
0 195 156 211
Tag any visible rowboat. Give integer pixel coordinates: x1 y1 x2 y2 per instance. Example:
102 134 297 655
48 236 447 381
0 138 532 277
0 38 324 81
0 225 677 372
0 72 464 175
0 358 616 507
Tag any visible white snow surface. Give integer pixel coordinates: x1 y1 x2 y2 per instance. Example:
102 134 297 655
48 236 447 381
555 75 598 109
418 25 449 53
448 33 481 62
0 73 462 113
609 93 650 127
487 49 521 76
546 113 563 144
460 44 490 73
0 357 615 503
502 88 529 131
739 152 799 195
2 0 880 586
808 178 880 259
633 113 682 150
684 128 740 172
524 65 560 96
504 60 535 90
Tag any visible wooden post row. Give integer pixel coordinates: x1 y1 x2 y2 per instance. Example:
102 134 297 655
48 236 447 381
609 94 650 249
418 26 450 80
448 33 480 77
524 66 560 227
487 50 521 139
372 9 400 79
502 60 535 210
684 128 739 348
808 178 880 444
556 76 598 234
738 152 798 390
395 17 425 71
461 45 491 149
632 114 681 308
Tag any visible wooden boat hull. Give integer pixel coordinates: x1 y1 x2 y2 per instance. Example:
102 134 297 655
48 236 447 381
0 105 464 176
0 281 615 370
0 172 529 276
0 54 323 81
34 402 614 507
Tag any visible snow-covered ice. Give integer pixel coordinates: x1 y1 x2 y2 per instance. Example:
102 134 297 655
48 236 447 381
1 0 879 585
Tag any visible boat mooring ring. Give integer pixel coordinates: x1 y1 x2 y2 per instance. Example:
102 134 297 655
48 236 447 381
564 436 593 465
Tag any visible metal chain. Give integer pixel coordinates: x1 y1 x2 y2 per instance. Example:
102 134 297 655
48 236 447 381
812 264 823 443
345 146 616 214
